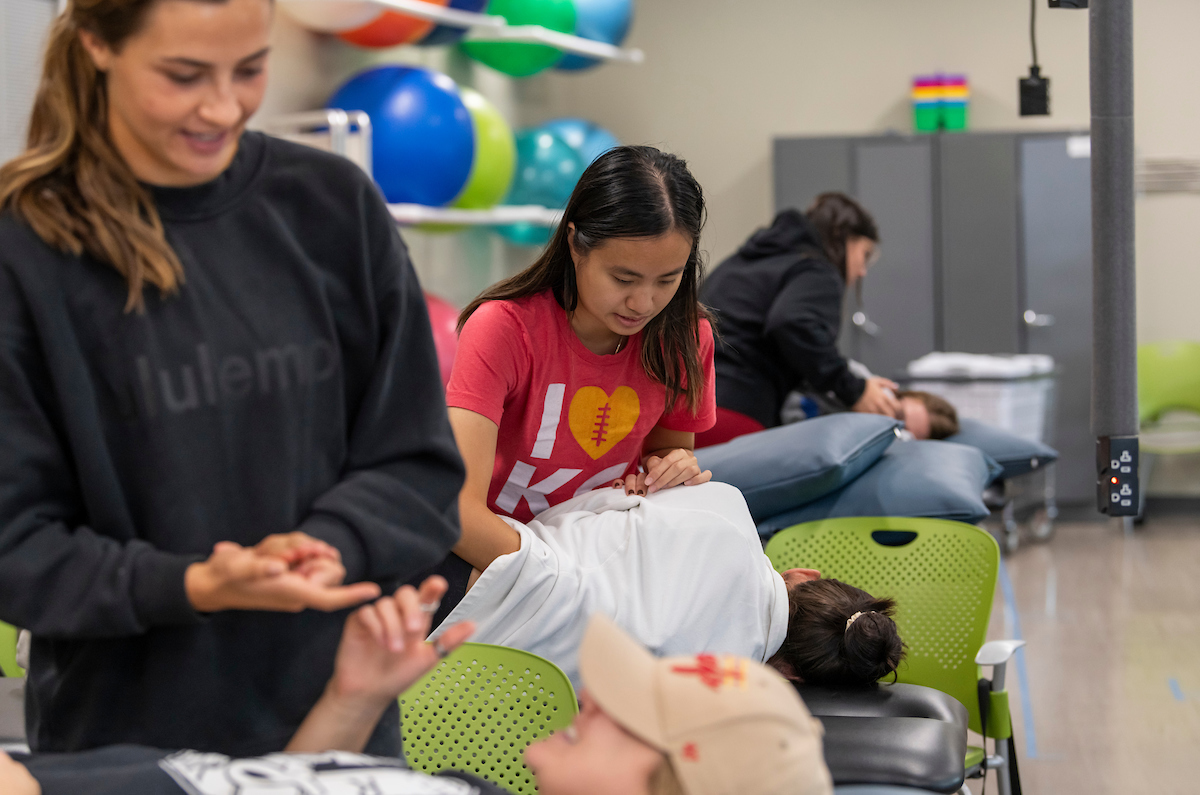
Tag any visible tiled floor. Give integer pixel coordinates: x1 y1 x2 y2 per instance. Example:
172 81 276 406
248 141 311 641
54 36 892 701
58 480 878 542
966 511 1200 794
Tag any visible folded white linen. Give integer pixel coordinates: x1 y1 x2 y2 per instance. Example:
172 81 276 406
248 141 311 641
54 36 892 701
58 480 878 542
431 481 790 688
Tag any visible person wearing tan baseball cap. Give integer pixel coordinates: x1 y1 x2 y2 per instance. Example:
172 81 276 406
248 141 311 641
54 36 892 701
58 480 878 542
525 614 834 795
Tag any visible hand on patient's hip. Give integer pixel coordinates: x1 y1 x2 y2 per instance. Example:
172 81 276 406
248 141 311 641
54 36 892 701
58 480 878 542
329 576 476 709
185 541 381 614
638 449 713 494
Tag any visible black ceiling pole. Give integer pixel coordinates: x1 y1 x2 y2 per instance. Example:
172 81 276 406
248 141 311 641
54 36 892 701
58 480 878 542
1090 0 1139 516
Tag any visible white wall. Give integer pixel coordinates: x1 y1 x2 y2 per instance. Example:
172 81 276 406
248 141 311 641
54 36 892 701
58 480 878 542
261 0 1200 342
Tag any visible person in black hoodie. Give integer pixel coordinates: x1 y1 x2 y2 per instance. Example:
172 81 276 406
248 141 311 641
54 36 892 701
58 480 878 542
697 193 899 446
0 0 463 758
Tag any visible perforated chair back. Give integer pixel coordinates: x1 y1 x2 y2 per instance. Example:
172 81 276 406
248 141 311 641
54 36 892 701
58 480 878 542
1139 340 1200 422
0 622 20 677
765 517 999 735
400 642 578 794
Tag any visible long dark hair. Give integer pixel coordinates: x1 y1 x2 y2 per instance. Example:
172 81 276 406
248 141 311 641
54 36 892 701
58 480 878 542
0 0 230 312
805 192 879 281
774 578 905 688
460 145 711 412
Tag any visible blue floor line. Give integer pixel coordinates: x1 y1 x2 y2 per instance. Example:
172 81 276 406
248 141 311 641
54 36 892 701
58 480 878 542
998 558 1039 760
1169 678 1186 702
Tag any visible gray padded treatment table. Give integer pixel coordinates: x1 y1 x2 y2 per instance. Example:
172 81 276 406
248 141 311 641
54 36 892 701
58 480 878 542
820 716 966 793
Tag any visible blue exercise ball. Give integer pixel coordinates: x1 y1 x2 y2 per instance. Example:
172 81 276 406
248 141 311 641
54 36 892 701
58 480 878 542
538 117 620 166
496 129 585 247
419 0 489 45
556 0 633 71
328 66 474 206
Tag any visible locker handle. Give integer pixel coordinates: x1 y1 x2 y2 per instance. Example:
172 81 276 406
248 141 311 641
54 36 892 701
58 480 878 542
1024 310 1056 327
852 311 881 336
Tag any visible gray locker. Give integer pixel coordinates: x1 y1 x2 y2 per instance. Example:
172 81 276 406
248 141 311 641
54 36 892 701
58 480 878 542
940 135 1022 355
772 131 1094 504
1020 135 1094 504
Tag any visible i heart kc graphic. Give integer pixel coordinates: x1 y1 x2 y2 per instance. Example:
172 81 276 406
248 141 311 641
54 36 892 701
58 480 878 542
569 386 641 459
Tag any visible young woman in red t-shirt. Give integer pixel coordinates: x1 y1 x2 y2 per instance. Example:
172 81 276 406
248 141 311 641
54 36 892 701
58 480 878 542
444 146 717 584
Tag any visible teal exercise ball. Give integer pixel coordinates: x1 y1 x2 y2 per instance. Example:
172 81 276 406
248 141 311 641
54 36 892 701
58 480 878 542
495 129 585 247
556 0 633 71
538 117 620 166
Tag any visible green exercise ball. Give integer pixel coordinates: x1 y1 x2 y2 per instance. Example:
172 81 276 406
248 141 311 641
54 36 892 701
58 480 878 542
461 0 576 78
453 88 516 209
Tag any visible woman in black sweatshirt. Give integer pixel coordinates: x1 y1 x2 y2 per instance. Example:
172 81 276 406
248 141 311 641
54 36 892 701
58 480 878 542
698 193 899 445
0 0 463 756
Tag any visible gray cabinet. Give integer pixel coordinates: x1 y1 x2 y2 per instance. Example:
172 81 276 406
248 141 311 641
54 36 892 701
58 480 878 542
773 131 1094 503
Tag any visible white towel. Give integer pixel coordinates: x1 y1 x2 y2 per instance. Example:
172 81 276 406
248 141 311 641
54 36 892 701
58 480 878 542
431 481 790 688
907 352 1055 379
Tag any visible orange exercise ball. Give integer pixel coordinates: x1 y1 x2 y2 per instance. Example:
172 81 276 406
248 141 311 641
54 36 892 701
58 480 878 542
338 0 450 48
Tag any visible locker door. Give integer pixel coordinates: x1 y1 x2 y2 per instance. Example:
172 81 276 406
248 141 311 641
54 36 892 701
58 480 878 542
772 137 852 214
1021 134 1094 503
940 135 1022 354
848 139 937 378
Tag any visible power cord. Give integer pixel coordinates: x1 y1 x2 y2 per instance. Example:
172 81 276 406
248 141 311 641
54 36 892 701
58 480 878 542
1019 0 1050 115
1030 0 1039 69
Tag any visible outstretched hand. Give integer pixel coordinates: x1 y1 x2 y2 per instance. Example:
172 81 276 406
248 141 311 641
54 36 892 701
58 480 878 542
185 539 381 614
328 576 475 707
285 577 476 754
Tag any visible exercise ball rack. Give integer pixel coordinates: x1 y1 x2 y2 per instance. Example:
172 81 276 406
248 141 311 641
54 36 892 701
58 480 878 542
278 0 645 63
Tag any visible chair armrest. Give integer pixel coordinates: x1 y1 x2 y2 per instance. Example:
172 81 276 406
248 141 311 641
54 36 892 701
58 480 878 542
975 639 1025 692
975 639 1025 666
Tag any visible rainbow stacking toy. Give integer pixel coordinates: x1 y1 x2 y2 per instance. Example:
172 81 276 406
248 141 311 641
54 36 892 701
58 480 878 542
911 74 970 132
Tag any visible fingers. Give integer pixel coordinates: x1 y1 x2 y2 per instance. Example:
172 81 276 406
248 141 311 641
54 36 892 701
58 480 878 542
374 590 407 652
256 532 341 565
296 580 383 612
620 472 645 496
645 449 702 493
354 602 388 649
417 576 449 616
295 557 347 587
684 469 713 486
215 543 287 579
393 584 425 635
436 621 475 655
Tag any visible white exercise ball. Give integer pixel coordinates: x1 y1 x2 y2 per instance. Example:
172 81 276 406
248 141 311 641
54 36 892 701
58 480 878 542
280 0 385 32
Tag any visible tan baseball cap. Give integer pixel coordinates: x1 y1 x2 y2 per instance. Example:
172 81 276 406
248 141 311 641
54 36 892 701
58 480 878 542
578 615 833 795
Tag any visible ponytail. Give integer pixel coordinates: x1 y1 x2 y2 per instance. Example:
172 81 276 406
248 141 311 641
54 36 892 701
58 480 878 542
0 0 186 312
775 578 905 688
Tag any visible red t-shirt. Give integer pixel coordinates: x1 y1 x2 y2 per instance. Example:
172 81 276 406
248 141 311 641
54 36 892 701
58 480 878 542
446 290 716 522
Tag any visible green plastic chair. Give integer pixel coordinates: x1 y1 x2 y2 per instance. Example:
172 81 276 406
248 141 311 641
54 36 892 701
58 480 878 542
1138 341 1200 454
765 516 1024 795
0 622 22 678
399 642 578 795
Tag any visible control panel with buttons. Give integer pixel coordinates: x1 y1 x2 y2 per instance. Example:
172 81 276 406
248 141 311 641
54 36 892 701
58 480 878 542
1096 436 1139 516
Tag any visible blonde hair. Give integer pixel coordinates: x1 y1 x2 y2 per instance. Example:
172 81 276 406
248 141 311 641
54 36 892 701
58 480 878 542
0 0 215 311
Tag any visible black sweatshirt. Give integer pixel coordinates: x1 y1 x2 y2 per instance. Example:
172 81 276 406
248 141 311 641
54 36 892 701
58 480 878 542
700 209 866 428
0 133 464 755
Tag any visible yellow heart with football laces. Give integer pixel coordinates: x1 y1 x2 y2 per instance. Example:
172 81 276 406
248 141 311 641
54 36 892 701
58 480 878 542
569 386 641 460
